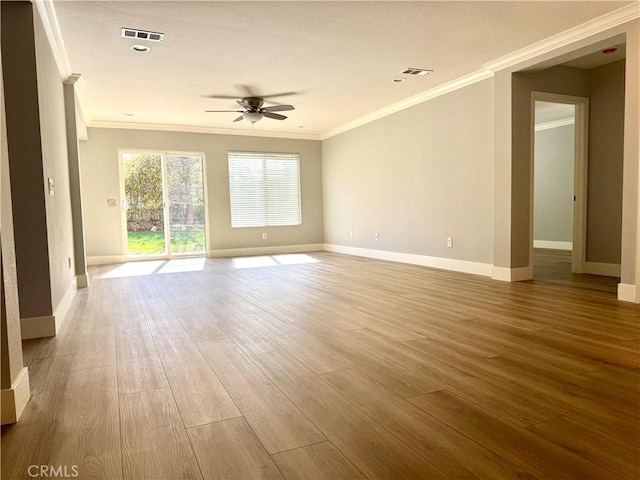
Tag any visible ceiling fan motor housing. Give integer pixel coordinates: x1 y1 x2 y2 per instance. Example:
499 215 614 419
244 97 264 110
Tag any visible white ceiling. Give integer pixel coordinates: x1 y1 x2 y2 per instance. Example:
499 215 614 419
534 101 575 126
563 42 626 69
52 1 632 138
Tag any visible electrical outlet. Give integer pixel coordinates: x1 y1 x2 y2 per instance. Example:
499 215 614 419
262 233 268 240
447 237 453 248
334 230 338 238
374 232 379 241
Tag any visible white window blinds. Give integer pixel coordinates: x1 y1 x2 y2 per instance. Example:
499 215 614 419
228 151 301 228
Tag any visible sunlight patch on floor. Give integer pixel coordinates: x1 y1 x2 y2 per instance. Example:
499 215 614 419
94 254 319 277
272 254 320 265
157 258 207 274
232 254 320 269
232 256 279 269
96 258 206 278
99 261 166 278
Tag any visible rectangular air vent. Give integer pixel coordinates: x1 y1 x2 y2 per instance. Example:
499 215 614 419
401 68 433 76
121 28 164 42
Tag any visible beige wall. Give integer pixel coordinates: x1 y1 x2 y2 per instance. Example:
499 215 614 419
79 128 323 257
624 24 640 297
34 10 76 309
323 79 495 265
1 39 25 388
1 2 53 319
2 1 79 335
587 60 626 264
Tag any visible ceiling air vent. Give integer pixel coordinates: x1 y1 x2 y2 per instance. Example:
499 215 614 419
401 68 433 76
121 28 164 42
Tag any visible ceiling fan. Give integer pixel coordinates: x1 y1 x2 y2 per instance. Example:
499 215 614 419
206 97 294 124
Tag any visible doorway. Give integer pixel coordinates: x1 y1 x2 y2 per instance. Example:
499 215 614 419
120 151 207 259
530 92 588 275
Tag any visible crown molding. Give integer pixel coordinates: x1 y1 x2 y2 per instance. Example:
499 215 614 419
87 121 321 141
535 117 575 132
72 75 92 126
483 3 639 73
33 0 92 124
320 68 494 140
33 0 70 77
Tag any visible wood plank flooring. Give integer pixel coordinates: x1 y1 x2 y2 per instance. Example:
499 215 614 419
2 250 638 479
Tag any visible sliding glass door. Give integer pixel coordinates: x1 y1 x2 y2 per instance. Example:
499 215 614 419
122 151 207 259
166 155 206 255
123 153 167 257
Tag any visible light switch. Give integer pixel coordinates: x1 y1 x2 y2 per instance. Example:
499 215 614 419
48 178 54 196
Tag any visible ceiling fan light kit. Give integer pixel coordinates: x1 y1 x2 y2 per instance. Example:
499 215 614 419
243 112 263 124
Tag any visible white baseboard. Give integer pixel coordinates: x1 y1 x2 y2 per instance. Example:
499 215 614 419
533 240 573 250
209 243 324 258
53 276 77 324
20 278 77 340
21 315 56 339
584 262 621 277
491 266 533 282
617 283 637 303
323 244 493 277
1 367 30 425
77 273 89 288
87 255 126 266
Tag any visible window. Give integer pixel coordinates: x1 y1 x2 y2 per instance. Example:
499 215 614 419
228 151 301 228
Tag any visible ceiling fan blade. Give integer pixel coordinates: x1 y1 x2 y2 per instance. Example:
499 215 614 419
207 88 299 101
263 105 294 112
203 94 243 100
233 115 244 122
261 91 299 99
235 85 299 99
237 84 257 98
237 100 251 109
263 112 287 120
205 110 244 113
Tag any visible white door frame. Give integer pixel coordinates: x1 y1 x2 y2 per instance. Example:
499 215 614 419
530 91 589 274
118 149 208 261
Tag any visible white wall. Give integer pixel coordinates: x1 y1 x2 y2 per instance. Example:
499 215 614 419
534 123 575 246
322 79 495 269
79 128 323 259
34 9 76 309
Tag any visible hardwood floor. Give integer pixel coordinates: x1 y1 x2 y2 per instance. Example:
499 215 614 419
532 248 620 293
2 251 638 479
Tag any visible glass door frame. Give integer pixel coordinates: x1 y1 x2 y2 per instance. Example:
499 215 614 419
118 149 209 261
